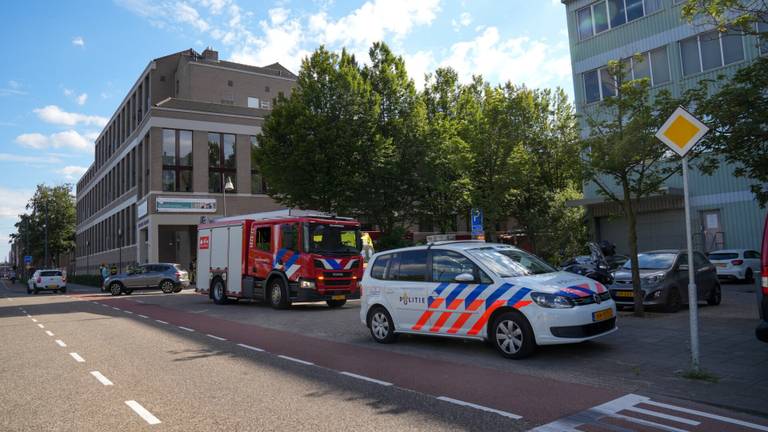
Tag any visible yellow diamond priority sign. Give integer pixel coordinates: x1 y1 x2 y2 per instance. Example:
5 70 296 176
655 106 709 157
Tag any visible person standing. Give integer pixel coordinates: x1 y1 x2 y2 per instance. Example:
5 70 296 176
100 264 109 288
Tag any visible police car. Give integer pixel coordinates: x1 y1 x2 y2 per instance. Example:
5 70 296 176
360 241 617 359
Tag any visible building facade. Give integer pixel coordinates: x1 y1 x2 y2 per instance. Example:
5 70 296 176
562 0 767 254
75 48 296 274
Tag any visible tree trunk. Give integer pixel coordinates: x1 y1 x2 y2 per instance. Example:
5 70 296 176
622 180 644 317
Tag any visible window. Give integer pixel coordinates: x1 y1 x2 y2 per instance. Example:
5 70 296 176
227 80 234 87
583 45 670 104
247 97 260 108
396 250 428 282
265 85 270 93
577 0 662 40
431 250 477 283
759 22 768 55
370 254 390 280
680 30 744 76
162 129 193 192
281 224 298 251
260 100 272 110
255 227 271 252
208 132 236 193
250 135 266 194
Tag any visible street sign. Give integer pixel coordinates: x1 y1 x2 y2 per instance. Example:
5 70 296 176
23 255 32 265
655 106 709 157
471 209 484 240
655 106 709 373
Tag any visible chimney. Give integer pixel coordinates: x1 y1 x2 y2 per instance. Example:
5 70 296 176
202 47 219 62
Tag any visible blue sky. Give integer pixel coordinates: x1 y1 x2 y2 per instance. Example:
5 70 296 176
0 0 571 260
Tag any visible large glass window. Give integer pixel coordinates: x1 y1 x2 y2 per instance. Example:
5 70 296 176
759 22 768 55
649 47 671 84
681 31 745 77
250 135 266 194
592 2 609 33
583 46 669 104
608 0 626 27
625 0 644 21
577 7 594 40
700 30 723 71
208 132 237 193
577 0 662 40
721 30 744 64
584 70 601 103
681 36 701 76
161 129 193 192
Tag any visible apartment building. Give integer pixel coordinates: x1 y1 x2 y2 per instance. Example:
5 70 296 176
75 48 296 274
562 0 768 253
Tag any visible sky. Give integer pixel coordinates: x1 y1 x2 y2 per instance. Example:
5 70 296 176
0 0 572 261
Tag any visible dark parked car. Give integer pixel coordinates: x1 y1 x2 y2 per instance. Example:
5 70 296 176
103 263 189 296
757 215 768 343
609 250 721 313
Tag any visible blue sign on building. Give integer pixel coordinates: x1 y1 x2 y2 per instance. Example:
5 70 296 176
471 209 483 237
23 255 32 265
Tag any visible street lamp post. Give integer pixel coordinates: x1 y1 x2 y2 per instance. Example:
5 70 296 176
85 240 90 276
222 176 234 217
117 228 123 274
44 198 49 268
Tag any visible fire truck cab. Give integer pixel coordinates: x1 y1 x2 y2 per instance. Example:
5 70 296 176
196 210 364 309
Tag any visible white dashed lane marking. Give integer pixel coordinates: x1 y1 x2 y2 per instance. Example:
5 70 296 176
207 334 226 341
177 326 194 332
123 310 133 314
237 343 265 352
55 340 67 348
90 371 114 386
437 396 522 420
138 315 148 319
155 320 168 325
45 331 54 337
31 318 37 322
340 371 393 386
125 400 161 425
277 355 314 366
37 324 44 329
69 352 85 363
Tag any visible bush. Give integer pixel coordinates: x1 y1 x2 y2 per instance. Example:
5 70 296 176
68 274 103 287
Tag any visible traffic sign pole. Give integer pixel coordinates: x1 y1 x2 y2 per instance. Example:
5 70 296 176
682 155 700 371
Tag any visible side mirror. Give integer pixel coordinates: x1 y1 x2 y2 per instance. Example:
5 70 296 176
678 264 689 272
454 273 475 283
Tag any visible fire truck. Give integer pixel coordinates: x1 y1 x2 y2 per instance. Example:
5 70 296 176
196 210 364 309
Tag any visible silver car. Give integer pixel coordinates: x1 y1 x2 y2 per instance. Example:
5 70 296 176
104 263 189 296
609 250 721 312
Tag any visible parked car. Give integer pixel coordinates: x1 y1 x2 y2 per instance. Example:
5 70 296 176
27 269 66 294
609 250 721 312
561 242 628 285
707 249 761 283
103 263 189 296
360 241 617 359
757 215 768 343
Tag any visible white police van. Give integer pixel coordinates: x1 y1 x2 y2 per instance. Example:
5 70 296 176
360 241 617 359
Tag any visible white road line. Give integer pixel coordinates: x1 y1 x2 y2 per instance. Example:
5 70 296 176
436 396 522 420
123 310 133 314
138 314 148 319
608 413 688 432
277 355 314 366
207 334 226 341
135 300 145 303
626 406 700 426
31 318 37 322
69 352 85 363
155 320 168 324
125 400 161 425
37 324 44 329
101 304 109 307
339 371 393 386
177 326 194 332
55 339 67 347
25 314 31 317
644 400 768 431
112 307 120 311
90 371 114 386
45 330 54 337
237 343 265 352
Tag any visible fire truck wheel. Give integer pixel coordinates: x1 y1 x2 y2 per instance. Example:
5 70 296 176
326 299 346 308
269 278 290 309
212 278 228 305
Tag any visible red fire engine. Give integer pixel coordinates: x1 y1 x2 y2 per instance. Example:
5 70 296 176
196 210 364 309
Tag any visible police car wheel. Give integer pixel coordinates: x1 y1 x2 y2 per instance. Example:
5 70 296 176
491 311 535 359
269 279 290 309
368 307 397 344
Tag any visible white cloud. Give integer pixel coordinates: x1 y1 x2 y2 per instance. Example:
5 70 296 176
8 80 20 89
176 3 210 32
403 50 436 90
16 130 94 152
1 80 26 96
57 165 88 180
63 89 88 105
229 8 310 73
72 36 85 47
440 27 572 91
33 105 107 127
0 187 33 218
76 93 88 105
0 153 62 164
451 12 472 31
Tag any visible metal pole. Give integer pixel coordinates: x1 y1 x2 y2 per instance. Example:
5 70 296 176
44 199 49 268
86 241 89 276
682 155 700 371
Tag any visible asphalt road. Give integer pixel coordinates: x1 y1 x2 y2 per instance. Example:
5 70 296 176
1 279 767 432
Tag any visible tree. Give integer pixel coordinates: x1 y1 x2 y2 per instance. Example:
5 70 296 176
680 0 768 35
693 57 768 206
579 60 687 316
10 184 76 268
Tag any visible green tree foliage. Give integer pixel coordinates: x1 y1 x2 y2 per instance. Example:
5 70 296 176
10 184 76 268
579 60 688 316
680 0 768 35
693 57 768 206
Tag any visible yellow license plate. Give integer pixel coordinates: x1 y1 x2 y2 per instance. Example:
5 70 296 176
48 285 58 289
593 308 614 322
616 291 634 298
331 295 346 300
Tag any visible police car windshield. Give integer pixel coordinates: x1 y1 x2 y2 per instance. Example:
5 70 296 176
468 248 539 278
305 223 362 256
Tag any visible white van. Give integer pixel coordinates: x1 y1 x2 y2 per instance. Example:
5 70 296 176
360 241 617 359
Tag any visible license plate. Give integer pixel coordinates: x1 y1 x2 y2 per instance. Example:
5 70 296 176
331 295 346 300
48 285 58 289
615 291 634 298
593 308 614 322
716 263 726 268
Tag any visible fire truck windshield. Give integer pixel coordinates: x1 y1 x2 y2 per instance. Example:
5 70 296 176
304 223 362 256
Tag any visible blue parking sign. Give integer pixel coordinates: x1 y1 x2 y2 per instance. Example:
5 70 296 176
471 209 483 236
23 255 32 265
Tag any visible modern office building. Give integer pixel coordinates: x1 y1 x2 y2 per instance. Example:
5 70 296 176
74 48 296 274
562 0 767 253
